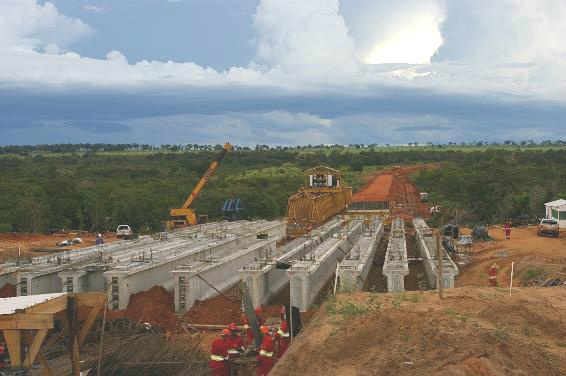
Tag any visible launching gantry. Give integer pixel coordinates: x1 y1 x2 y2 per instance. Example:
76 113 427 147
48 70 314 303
285 166 353 238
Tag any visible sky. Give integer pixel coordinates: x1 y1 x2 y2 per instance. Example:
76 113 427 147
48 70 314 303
0 0 565 146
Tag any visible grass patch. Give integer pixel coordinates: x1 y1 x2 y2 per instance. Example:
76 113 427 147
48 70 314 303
326 301 371 316
521 267 545 283
492 325 510 343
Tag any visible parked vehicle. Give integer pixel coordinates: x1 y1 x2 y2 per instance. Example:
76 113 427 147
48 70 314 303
116 225 138 240
537 219 560 237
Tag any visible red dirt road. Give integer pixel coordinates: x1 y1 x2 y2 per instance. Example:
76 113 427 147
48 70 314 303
354 164 437 218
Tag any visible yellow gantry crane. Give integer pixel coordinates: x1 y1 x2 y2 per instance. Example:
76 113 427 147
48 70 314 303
167 142 233 230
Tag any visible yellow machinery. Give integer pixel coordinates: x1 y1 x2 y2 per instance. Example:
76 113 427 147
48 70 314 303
167 142 233 230
286 166 353 238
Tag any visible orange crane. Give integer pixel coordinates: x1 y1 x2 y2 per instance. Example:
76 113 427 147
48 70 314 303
167 142 234 230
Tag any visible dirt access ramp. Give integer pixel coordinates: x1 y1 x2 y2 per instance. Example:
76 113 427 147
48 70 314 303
271 287 566 376
354 164 437 219
456 225 566 288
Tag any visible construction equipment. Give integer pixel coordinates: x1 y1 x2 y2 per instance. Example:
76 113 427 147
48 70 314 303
167 142 233 230
286 166 352 238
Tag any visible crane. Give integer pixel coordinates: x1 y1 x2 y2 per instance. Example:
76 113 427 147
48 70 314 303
167 142 234 230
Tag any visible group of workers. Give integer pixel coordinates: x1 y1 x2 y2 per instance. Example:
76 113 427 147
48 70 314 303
209 306 291 376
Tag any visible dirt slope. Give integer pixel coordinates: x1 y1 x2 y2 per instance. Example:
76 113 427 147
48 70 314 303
456 226 566 288
271 288 566 376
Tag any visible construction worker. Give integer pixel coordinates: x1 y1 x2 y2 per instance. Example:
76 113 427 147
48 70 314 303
245 307 265 346
95 233 104 245
209 329 230 376
488 263 498 287
227 323 245 356
275 306 290 359
256 326 274 376
503 222 512 240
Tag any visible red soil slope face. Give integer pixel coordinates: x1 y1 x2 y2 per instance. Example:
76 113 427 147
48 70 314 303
271 288 566 376
353 164 437 218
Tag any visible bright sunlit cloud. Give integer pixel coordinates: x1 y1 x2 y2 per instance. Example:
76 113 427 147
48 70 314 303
363 8 444 64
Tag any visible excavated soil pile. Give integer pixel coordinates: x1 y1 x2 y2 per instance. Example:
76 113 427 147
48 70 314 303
184 285 244 325
107 286 178 331
271 287 566 376
183 285 294 325
0 283 16 298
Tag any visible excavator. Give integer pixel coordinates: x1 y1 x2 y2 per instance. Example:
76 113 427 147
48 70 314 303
166 142 233 230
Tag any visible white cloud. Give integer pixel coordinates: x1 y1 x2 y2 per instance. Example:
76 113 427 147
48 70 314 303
252 0 357 73
0 0 93 51
341 0 445 64
83 5 105 13
0 0 564 105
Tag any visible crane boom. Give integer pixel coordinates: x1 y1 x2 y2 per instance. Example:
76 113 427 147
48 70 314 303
167 142 233 229
181 143 232 209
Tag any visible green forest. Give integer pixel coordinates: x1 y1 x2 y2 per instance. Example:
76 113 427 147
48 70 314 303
1 147 565 233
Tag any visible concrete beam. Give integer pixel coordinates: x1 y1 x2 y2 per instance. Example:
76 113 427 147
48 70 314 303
240 218 345 308
289 221 362 311
104 220 284 310
337 220 384 291
382 218 409 293
413 218 459 289
172 237 279 313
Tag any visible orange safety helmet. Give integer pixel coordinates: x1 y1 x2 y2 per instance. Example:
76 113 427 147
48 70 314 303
255 307 263 315
260 326 269 335
221 329 230 336
228 322 237 331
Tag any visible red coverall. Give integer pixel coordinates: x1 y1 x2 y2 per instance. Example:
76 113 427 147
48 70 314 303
245 316 265 346
256 334 274 376
503 223 512 239
209 337 230 376
275 320 290 358
227 333 244 357
488 266 498 287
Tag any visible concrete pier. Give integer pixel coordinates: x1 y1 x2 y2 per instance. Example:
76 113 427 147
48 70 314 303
240 218 344 308
289 221 362 311
382 218 409 292
172 236 280 313
337 219 384 291
413 218 459 289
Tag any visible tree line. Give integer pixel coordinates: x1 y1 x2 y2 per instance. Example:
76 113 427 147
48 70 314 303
1 148 565 233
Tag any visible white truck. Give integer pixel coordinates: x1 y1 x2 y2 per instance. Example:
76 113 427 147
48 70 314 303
116 225 138 240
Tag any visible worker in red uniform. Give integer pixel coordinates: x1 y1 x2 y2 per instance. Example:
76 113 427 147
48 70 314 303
256 326 274 376
503 222 512 240
227 323 245 356
488 263 498 287
275 306 290 359
209 329 230 376
245 307 265 346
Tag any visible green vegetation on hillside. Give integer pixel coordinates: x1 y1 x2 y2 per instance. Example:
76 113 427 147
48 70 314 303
1 147 565 232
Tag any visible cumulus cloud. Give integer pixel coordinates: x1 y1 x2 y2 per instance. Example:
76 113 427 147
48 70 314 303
0 0 565 145
340 0 445 64
252 0 356 73
0 0 93 51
